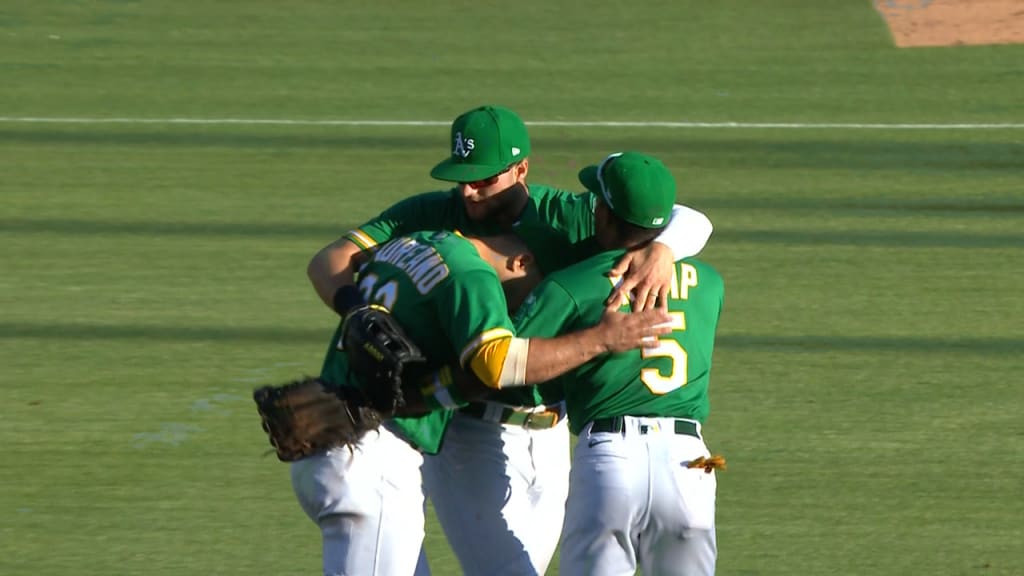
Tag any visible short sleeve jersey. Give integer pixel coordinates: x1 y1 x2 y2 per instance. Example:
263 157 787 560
512 250 725 436
320 230 516 454
345 185 597 275
344 185 598 408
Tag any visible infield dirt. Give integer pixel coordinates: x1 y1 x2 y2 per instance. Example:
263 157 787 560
875 0 1024 47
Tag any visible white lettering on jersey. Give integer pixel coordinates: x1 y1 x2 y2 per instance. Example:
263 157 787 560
372 238 450 295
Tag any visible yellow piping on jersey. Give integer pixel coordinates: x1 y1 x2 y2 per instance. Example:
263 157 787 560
345 229 378 251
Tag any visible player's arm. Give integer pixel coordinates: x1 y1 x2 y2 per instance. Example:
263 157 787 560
503 278 672 386
546 190 713 311
459 278 671 391
406 302 669 411
306 192 451 314
547 189 712 260
518 299 671 384
606 203 713 311
655 204 714 261
410 267 671 412
307 237 369 312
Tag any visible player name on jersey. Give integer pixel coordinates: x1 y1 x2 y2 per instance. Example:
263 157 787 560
670 262 699 300
609 261 700 302
373 236 451 294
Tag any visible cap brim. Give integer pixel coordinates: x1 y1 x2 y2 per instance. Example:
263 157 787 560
577 165 601 194
430 158 508 183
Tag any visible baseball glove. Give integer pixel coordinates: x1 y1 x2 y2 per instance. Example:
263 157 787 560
341 304 426 414
253 376 383 462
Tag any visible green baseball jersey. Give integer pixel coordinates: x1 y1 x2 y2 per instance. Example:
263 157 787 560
345 185 596 276
344 184 597 408
320 230 516 454
512 250 725 436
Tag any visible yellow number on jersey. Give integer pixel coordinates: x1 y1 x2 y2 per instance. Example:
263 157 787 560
640 312 688 394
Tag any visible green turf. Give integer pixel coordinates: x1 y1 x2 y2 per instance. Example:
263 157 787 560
2 1 1022 575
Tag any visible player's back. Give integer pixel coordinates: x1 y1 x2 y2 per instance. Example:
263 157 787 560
319 230 511 453
362 231 502 365
348 184 597 275
520 250 723 435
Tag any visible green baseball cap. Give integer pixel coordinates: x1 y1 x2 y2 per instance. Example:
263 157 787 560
578 152 676 229
430 105 531 182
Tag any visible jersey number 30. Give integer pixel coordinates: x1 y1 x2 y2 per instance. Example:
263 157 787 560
640 312 688 394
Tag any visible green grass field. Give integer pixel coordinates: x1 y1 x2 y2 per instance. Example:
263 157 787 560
2 1 1022 574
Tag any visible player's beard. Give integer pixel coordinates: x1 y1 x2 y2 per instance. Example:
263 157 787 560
464 182 529 230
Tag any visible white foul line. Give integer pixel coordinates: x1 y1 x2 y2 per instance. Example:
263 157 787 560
0 116 1022 129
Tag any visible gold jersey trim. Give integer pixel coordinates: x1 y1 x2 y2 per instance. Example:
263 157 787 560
345 228 378 251
461 328 514 389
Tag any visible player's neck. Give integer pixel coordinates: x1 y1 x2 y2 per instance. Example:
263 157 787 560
494 182 530 231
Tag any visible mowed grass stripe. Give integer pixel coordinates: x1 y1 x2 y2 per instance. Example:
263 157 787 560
2 321 1020 354
2 126 1022 166
2 0 1022 574
3 116 1024 129
2 217 1022 247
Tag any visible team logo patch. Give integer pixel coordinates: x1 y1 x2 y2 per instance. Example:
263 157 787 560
453 132 475 158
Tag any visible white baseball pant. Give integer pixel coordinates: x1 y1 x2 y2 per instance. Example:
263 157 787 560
559 415 718 576
290 422 432 576
422 406 571 576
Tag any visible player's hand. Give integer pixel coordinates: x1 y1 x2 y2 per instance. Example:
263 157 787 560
596 299 673 354
606 241 674 311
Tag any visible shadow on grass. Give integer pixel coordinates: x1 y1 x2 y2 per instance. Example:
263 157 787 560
698 197 1024 217
1 217 1021 248
1 322 1019 354
711 229 1023 249
0 128 440 151
2 128 1022 173
0 217 348 238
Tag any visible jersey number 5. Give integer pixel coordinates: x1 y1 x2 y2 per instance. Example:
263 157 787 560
640 312 687 394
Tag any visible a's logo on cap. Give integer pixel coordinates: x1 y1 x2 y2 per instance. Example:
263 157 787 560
453 132 475 158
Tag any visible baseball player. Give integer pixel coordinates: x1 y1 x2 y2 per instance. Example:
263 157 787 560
291 229 671 576
512 152 725 576
307 105 714 575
